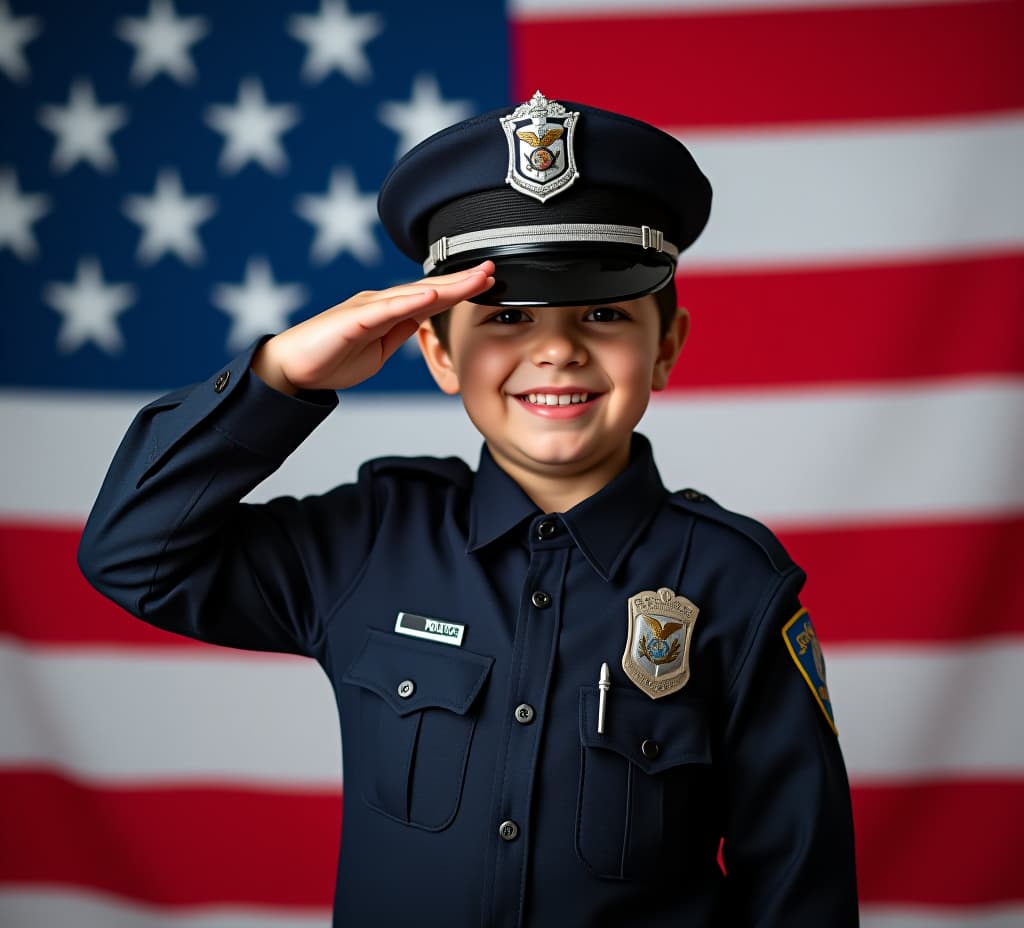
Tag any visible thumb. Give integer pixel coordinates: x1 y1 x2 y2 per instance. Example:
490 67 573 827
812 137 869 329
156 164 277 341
378 318 421 364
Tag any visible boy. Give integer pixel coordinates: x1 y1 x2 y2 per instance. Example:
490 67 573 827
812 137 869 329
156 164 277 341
79 93 858 926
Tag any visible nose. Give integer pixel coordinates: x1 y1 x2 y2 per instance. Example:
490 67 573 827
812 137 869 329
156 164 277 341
530 320 587 368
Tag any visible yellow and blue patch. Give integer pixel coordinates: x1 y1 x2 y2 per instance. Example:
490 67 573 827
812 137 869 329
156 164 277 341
782 608 837 734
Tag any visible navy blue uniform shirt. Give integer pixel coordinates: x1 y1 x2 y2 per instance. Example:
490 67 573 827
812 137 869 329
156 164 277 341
78 343 859 927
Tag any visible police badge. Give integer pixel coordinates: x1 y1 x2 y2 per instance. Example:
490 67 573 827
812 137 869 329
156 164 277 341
622 588 698 699
500 90 580 203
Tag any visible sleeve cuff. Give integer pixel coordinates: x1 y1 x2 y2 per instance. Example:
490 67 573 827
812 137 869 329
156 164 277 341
212 360 339 461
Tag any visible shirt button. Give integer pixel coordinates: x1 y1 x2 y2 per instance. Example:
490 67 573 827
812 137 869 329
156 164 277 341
682 488 705 502
397 679 415 699
514 703 535 724
531 590 552 609
536 519 558 540
213 371 230 393
498 820 519 841
641 739 660 759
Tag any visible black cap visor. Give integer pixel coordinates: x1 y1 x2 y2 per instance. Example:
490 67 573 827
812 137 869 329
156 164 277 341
431 243 677 307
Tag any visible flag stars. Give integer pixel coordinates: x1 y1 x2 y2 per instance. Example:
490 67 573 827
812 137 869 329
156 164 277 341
123 167 217 266
205 77 300 175
37 78 129 174
0 0 43 84
0 167 51 260
288 0 384 85
379 73 473 159
43 256 137 355
115 0 210 86
296 167 379 266
212 256 308 352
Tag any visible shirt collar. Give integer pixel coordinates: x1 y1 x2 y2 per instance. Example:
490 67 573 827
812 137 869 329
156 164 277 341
466 433 668 581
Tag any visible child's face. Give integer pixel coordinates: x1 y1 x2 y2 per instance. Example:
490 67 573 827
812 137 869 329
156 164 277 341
418 295 686 499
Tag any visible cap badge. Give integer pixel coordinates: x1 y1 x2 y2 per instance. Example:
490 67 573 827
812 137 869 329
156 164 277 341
500 90 580 203
622 588 698 699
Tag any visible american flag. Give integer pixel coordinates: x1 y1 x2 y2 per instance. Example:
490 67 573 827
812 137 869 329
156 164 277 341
2 0 1022 925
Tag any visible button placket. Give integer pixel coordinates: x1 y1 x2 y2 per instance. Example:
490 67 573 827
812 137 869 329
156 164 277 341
488 546 568 926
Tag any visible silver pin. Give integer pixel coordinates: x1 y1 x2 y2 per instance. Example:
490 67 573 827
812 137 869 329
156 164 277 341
597 662 611 734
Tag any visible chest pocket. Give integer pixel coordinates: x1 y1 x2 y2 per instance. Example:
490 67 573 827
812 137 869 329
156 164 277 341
343 629 493 831
576 686 714 880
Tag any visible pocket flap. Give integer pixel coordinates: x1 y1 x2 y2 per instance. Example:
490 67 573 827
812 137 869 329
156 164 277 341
344 629 493 717
579 685 711 775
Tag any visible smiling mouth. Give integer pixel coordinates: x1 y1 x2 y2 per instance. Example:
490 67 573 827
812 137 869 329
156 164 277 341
519 392 593 407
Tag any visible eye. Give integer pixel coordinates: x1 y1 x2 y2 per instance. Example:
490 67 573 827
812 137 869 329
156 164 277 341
487 308 531 325
585 305 628 323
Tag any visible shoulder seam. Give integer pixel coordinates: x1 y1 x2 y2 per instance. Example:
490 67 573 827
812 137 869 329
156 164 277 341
668 491 793 574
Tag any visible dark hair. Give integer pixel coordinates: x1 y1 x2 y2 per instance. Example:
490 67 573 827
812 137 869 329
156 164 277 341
428 282 678 351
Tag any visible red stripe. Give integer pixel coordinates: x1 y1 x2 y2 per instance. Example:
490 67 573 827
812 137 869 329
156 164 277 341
511 1 1024 128
0 522 222 650
4 515 1023 647
778 515 1024 644
0 769 339 907
666 251 1024 391
852 778 1024 906
2 769 1020 907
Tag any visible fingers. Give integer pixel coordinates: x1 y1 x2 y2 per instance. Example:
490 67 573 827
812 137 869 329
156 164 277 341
351 264 494 333
353 261 496 308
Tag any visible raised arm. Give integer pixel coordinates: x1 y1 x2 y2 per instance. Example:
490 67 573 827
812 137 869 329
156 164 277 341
78 264 494 657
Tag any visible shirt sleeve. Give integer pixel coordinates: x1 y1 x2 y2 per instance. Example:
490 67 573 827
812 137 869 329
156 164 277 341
77 340 376 660
718 567 860 926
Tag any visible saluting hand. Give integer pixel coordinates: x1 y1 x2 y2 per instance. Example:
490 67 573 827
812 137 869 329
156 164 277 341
251 261 495 394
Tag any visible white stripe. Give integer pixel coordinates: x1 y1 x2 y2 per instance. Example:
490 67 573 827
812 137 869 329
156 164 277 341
678 114 1024 268
4 379 1020 526
3 636 1024 782
511 0 990 16
0 637 342 785
0 889 328 928
829 639 1024 781
644 378 1024 525
1 892 1021 928
861 905 1024 928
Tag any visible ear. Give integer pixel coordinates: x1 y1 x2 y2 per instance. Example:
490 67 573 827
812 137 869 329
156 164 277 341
651 307 689 392
417 321 462 396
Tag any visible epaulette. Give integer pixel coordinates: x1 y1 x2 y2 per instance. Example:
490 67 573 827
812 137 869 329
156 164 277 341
667 488 794 574
366 455 472 488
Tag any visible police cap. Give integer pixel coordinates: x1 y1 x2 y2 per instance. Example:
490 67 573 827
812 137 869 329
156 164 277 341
377 91 712 307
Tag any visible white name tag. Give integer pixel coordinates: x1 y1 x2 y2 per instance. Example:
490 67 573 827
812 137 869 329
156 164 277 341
394 611 465 647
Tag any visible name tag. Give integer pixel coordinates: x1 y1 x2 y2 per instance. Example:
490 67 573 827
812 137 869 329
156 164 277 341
394 611 465 647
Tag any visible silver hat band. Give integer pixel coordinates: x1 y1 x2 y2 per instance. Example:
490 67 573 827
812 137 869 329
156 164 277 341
423 223 679 273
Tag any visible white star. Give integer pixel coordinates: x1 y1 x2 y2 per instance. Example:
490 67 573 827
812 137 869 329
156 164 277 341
123 167 217 266
287 0 384 85
37 78 129 173
0 167 51 260
211 256 307 351
205 77 300 175
115 0 209 86
43 256 136 354
0 0 43 84
378 73 473 159
296 167 379 266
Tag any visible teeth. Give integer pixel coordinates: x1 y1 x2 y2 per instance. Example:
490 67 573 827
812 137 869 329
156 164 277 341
523 393 590 406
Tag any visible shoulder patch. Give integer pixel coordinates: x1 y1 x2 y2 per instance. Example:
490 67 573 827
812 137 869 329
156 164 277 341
366 455 472 487
668 488 794 573
782 608 837 735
